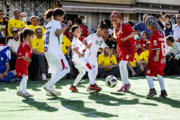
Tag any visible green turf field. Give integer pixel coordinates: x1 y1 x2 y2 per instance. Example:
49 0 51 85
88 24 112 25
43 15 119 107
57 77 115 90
0 76 180 120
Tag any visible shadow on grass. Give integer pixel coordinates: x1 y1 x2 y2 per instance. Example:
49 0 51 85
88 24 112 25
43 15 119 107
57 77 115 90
47 97 118 118
22 98 58 112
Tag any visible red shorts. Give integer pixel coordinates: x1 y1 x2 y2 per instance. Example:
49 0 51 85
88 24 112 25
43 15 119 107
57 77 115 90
145 62 166 76
16 60 29 77
119 51 135 62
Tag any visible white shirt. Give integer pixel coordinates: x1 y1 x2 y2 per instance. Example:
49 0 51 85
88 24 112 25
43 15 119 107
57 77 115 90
43 19 63 52
71 37 86 61
7 39 20 53
84 33 107 63
172 24 180 41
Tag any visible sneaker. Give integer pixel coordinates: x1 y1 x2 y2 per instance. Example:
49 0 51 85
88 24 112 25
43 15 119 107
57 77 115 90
43 83 60 96
22 92 33 97
46 91 61 96
88 83 102 93
17 91 23 96
123 84 131 92
69 85 78 92
42 73 47 81
146 88 157 99
117 84 125 92
159 90 167 98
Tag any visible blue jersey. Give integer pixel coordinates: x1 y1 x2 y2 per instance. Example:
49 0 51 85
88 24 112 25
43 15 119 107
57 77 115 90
0 50 9 73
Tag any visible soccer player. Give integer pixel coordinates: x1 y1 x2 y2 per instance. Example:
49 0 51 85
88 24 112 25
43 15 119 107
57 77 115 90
43 8 72 96
145 16 167 99
111 11 137 92
16 29 34 97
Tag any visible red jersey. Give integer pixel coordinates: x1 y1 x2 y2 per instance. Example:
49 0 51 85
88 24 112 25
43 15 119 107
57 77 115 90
115 23 135 62
145 30 166 76
80 25 89 37
135 39 147 55
16 41 31 77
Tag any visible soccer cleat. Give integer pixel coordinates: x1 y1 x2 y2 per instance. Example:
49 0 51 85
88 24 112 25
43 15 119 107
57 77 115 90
117 84 125 92
22 92 33 97
146 88 157 99
46 91 61 96
43 83 60 96
87 83 102 93
123 84 131 92
159 90 168 98
17 91 23 96
69 85 78 92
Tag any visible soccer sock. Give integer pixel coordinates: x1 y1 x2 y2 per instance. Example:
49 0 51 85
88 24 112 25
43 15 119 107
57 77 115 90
88 68 97 85
50 65 70 84
146 76 154 89
18 79 23 91
157 74 165 90
21 75 28 94
119 60 129 85
73 70 86 86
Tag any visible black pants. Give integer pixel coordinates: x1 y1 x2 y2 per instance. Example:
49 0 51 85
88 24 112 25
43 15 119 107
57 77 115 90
98 67 120 78
128 67 145 77
9 53 17 70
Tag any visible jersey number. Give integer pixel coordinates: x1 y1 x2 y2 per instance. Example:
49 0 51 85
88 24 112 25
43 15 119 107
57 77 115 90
161 43 166 57
45 31 50 44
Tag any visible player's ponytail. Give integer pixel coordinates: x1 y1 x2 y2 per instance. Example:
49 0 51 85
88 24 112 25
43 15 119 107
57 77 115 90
98 20 108 30
44 8 65 20
20 29 34 42
70 25 79 36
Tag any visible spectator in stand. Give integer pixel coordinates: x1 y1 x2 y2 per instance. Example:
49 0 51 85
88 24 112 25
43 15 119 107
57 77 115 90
135 31 148 55
172 14 180 42
20 12 27 25
39 18 46 29
160 12 166 26
133 14 150 40
0 46 17 82
127 52 145 77
7 28 20 70
164 15 171 23
139 42 149 67
98 50 119 78
27 16 45 35
61 35 74 78
164 35 180 75
30 27 47 80
157 15 165 30
164 21 173 53
8 9 25 37
0 10 8 44
3 17 9 22
74 18 89 37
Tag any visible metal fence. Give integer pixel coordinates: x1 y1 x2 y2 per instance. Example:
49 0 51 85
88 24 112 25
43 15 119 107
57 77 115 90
0 0 50 19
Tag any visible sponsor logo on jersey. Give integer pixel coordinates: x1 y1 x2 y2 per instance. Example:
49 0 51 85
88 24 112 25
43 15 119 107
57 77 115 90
153 40 157 46
161 57 166 64
1 57 3 61
147 70 150 74
44 47 48 52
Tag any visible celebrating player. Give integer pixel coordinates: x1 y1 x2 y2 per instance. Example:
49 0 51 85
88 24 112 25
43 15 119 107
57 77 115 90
43 8 72 96
145 16 167 99
16 29 34 97
111 11 137 92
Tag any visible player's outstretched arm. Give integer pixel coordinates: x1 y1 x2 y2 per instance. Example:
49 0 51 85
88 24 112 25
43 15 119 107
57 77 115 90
121 31 138 42
55 20 72 37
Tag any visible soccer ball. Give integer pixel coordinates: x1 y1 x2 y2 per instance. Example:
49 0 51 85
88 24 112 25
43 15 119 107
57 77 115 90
105 75 118 88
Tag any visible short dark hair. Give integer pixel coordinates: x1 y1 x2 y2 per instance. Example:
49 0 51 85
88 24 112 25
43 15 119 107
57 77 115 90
160 12 165 15
166 35 174 43
0 9 3 12
30 16 39 21
141 31 147 36
74 18 82 25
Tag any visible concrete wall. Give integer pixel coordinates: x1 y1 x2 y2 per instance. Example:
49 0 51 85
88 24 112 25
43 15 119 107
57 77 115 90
136 0 180 5
63 0 135 4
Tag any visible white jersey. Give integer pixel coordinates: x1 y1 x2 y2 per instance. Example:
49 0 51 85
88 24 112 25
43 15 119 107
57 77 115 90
71 37 86 61
43 19 63 52
84 33 107 63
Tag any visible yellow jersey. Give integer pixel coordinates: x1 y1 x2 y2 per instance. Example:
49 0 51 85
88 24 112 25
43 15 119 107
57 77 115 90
26 25 45 35
98 53 117 71
130 52 140 67
31 37 44 53
140 50 149 64
62 35 71 54
8 19 25 36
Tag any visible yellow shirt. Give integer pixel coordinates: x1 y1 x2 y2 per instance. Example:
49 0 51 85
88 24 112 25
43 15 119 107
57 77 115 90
8 19 25 36
140 50 149 64
130 53 140 67
26 25 45 35
98 53 117 71
31 37 44 53
62 36 71 54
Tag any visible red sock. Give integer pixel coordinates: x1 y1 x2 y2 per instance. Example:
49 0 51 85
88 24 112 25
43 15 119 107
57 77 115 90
61 59 65 70
86 63 92 70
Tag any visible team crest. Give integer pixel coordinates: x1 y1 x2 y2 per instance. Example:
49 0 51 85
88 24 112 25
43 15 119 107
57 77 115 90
161 57 166 64
153 40 157 46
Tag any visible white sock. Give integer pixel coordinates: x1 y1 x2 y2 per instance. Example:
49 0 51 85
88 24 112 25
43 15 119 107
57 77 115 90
88 68 97 85
146 76 154 89
18 80 23 91
157 74 165 90
21 75 28 94
73 70 86 86
119 60 129 85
